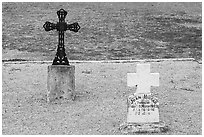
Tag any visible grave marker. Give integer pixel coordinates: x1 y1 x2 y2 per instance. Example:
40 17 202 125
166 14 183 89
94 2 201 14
120 64 167 133
43 9 80 102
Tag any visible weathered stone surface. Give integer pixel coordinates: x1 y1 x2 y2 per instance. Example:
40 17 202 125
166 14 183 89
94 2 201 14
47 65 75 102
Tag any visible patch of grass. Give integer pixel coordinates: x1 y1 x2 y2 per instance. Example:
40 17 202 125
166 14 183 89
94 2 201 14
2 2 202 61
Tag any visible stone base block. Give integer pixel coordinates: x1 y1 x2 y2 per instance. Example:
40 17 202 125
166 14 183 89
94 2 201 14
119 121 168 134
47 65 75 102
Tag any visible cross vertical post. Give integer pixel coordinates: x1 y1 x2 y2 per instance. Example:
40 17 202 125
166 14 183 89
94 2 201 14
43 9 80 65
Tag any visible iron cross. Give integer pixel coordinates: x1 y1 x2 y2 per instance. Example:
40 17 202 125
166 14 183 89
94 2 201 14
43 9 80 65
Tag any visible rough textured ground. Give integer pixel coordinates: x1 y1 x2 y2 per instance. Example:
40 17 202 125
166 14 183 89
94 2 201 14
2 61 202 135
2 2 202 61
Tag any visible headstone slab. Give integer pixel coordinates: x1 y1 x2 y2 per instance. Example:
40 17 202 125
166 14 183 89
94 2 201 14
47 65 75 102
127 93 159 123
120 93 167 133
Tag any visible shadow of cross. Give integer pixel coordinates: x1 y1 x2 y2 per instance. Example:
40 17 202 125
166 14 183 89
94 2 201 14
127 64 159 94
43 8 80 65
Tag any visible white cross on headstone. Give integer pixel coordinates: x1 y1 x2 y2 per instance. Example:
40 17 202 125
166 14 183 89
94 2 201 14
127 64 159 94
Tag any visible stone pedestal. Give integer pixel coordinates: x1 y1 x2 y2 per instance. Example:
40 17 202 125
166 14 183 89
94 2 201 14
47 65 75 102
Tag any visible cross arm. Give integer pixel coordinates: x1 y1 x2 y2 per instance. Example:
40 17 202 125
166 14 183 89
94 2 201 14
43 21 56 31
67 22 80 32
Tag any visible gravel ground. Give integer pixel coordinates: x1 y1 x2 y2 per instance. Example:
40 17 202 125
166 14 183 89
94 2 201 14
2 61 202 135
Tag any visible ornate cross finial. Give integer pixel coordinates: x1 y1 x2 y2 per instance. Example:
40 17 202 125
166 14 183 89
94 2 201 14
43 9 80 65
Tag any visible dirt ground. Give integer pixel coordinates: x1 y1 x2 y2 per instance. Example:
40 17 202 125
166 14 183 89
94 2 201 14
2 61 202 135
